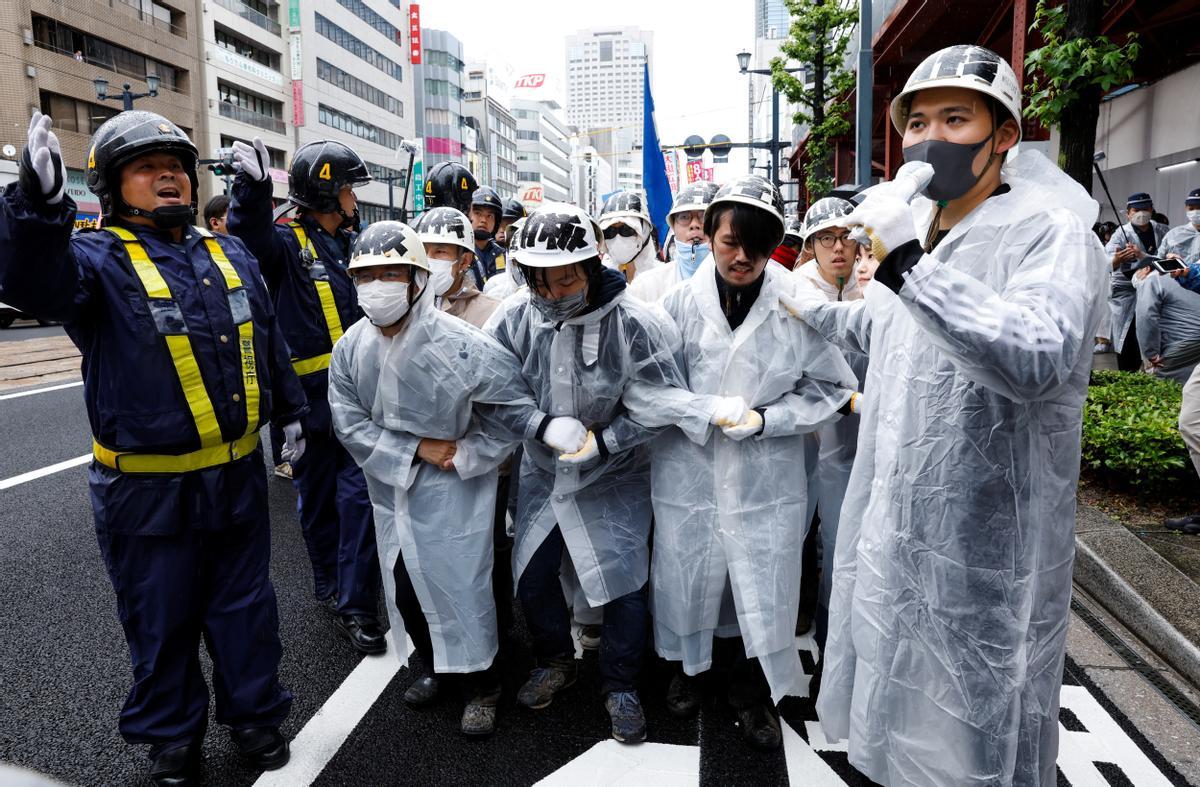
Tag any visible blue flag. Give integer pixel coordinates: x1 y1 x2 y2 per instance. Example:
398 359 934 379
642 62 671 247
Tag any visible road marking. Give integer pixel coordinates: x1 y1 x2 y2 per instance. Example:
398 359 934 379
0 454 90 491
252 630 408 787
535 741 700 786
0 381 83 401
781 723 848 786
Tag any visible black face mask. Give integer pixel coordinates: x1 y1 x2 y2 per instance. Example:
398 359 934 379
338 206 361 233
125 204 196 229
473 227 494 242
902 130 996 203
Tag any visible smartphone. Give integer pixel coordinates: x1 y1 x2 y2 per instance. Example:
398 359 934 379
1150 257 1187 274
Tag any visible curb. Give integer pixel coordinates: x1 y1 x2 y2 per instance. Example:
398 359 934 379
1073 531 1200 688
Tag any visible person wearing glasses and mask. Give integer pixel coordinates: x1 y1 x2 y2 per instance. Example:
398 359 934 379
629 181 721 302
1101 192 1170 368
597 190 662 283
785 45 1107 785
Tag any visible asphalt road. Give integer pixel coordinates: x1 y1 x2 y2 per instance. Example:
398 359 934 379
2 373 1199 786
0 322 66 343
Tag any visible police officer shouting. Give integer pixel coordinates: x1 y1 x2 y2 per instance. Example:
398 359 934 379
226 137 386 655
0 112 306 784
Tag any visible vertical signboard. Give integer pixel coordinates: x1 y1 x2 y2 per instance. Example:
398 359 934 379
412 138 425 214
288 0 304 127
408 5 422 64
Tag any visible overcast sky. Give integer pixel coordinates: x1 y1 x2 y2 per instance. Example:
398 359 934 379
420 0 769 178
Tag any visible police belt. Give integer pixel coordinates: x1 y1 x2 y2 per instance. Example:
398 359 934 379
288 222 345 376
92 433 260 474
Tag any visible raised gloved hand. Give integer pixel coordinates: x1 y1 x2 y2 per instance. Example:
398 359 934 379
19 112 66 205
281 421 306 464
710 396 749 427
231 137 270 183
559 431 599 464
542 416 587 454
721 409 764 441
838 161 934 261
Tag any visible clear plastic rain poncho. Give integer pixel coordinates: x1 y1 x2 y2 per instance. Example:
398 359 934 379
627 260 857 703
329 286 542 672
1103 219 1168 350
483 276 690 608
1163 221 1200 263
799 149 1108 786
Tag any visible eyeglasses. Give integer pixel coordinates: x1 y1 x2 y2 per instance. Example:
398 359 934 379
603 224 637 240
352 269 410 286
812 232 858 250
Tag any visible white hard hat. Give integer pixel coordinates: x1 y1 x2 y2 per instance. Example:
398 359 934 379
415 207 474 255
890 45 1023 142
598 190 650 227
348 221 429 272
513 201 605 268
667 181 721 221
801 197 855 242
706 175 786 245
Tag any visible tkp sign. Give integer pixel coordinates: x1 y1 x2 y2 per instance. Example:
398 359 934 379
514 73 546 89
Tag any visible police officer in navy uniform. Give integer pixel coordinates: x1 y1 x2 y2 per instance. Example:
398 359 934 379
0 111 305 785
225 137 385 655
467 186 508 289
424 160 477 214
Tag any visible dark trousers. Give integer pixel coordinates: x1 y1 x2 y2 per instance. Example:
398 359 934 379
391 550 500 697
269 423 284 467
292 430 378 615
799 511 820 634
1118 318 1143 372
493 473 514 639
96 514 291 748
518 525 648 694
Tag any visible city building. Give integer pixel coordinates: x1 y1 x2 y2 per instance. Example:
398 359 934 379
565 26 652 192
293 0 417 223
0 0 205 224
572 134 615 216
750 0 802 207
511 97 573 204
463 62 518 198
415 28 465 175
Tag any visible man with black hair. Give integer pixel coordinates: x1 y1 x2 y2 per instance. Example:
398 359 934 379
484 201 706 745
203 193 230 234
227 136 386 656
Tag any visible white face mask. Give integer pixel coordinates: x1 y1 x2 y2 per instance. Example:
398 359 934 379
606 234 644 266
1187 209 1200 227
427 257 456 296
1131 210 1152 228
356 280 411 327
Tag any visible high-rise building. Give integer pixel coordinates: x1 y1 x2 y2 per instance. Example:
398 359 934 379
511 98 573 204
292 0 416 223
0 0 205 224
415 28 465 175
756 0 791 39
565 26 652 192
750 1 802 208
463 62 518 198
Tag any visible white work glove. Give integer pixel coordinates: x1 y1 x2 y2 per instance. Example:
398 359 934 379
231 137 270 183
778 285 828 321
559 431 599 464
710 395 749 427
280 421 306 464
721 409 764 441
836 161 934 261
542 416 587 454
20 112 66 205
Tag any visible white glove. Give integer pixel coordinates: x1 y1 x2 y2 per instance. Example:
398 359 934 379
721 409 764 441
778 285 827 321
232 137 270 183
559 431 599 464
836 161 934 260
21 112 66 205
281 421 306 464
710 396 749 427
542 416 587 454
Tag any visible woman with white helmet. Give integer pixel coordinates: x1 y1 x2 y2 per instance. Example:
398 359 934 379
597 190 663 282
787 45 1108 785
483 201 733 744
628 181 720 302
327 221 547 738
626 174 859 750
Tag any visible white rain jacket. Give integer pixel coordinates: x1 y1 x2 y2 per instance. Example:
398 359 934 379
1103 219 1168 349
632 260 857 702
329 289 542 673
800 149 1108 786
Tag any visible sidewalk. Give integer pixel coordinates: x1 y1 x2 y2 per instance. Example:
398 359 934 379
0 334 80 391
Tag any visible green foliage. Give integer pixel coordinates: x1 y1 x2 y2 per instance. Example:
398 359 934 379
1024 0 1139 130
772 0 858 197
1082 370 1191 494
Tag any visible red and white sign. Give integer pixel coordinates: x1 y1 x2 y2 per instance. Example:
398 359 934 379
519 182 544 207
663 151 678 192
701 167 714 181
514 73 546 89
408 5 421 64
291 80 304 126
685 160 703 184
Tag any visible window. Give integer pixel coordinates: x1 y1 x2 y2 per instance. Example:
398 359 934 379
317 59 403 117
424 49 464 72
516 130 540 141
358 201 395 225
424 108 452 126
318 104 404 149
517 171 541 182
599 40 612 61
219 135 284 168
215 25 280 69
218 81 282 118
39 91 118 134
315 14 403 82
424 79 462 100
32 15 185 93
366 162 407 185
335 0 401 42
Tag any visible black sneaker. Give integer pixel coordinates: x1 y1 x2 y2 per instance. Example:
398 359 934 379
736 704 782 751
516 658 577 709
1165 514 1200 535
665 671 700 719
404 674 440 708
605 690 647 744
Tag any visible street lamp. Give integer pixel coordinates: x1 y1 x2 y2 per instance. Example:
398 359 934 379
735 52 803 189
94 75 160 112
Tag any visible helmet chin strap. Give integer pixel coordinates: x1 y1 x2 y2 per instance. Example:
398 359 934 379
123 203 196 230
